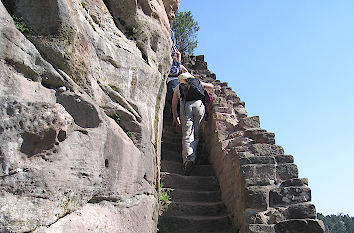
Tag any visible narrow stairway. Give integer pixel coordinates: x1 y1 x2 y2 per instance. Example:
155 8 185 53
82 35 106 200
158 108 233 233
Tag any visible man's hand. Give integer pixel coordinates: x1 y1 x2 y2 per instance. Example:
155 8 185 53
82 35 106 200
175 117 181 133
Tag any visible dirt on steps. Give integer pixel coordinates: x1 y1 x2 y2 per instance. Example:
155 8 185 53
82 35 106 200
158 108 235 233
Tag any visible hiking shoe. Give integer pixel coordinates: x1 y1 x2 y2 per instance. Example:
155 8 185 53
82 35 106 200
183 160 194 176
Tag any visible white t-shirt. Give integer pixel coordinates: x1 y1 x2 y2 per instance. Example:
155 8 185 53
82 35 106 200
167 76 178 83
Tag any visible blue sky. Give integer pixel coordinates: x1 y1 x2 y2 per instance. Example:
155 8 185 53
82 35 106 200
179 0 354 216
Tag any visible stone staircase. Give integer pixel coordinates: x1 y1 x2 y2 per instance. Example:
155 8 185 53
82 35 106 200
158 109 234 233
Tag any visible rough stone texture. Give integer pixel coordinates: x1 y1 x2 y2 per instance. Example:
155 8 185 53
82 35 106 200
275 219 326 233
238 116 260 130
245 187 269 210
286 203 317 219
34 196 157 233
276 163 298 180
0 0 179 232
249 224 275 233
241 164 276 180
270 187 311 207
250 144 284 156
182 53 325 233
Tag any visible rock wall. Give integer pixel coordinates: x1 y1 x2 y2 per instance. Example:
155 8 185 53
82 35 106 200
0 0 180 232
182 54 326 233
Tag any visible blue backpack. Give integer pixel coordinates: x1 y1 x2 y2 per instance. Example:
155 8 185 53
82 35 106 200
169 60 181 77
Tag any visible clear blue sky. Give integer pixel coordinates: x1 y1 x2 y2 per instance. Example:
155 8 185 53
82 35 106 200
179 0 354 216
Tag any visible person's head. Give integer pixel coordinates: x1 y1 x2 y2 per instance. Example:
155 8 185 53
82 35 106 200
171 52 177 59
178 72 193 83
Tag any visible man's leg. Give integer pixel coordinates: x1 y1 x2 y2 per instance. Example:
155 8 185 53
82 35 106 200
180 101 195 164
167 79 178 120
190 100 205 161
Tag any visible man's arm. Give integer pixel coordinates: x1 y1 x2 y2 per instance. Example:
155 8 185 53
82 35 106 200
176 51 181 63
172 89 180 126
180 64 188 73
201 81 214 89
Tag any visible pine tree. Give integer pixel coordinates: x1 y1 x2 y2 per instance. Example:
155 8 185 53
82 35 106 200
171 11 200 54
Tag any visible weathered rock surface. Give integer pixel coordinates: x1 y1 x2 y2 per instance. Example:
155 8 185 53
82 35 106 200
0 0 180 232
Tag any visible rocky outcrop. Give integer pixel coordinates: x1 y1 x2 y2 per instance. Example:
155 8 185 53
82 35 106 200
182 54 326 233
0 0 180 232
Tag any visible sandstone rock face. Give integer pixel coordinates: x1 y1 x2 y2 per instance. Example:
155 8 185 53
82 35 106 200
0 0 179 232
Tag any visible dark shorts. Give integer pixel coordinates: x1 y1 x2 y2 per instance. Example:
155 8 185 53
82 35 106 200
167 79 179 104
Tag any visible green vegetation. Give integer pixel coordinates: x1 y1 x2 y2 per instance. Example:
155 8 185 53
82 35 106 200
158 183 171 212
125 130 132 138
81 2 88 11
157 183 171 232
318 213 354 233
127 25 138 39
128 108 134 114
91 14 102 28
81 1 88 10
159 189 170 203
14 17 32 34
171 11 199 54
108 113 134 139
108 84 119 92
109 113 121 124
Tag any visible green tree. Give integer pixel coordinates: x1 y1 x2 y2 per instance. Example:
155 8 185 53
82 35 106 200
318 213 354 233
171 11 200 54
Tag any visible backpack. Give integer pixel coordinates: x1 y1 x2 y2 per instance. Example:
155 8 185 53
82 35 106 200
169 60 181 77
179 77 205 102
204 89 213 121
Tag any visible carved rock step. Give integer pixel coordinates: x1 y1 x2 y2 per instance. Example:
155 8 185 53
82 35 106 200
161 148 209 164
162 134 182 143
162 140 182 152
158 215 232 233
163 122 177 129
162 136 182 145
161 149 182 162
164 201 228 217
162 129 182 139
161 160 215 176
161 172 219 191
169 189 221 204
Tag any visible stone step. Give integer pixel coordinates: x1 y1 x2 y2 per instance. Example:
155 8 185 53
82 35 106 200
161 149 210 165
167 189 221 203
161 149 182 162
161 137 182 146
162 135 182 143
164 201 228 217
161 172 219 191
162 140 182 152
163 122 177 129
161 139 209 157
162 130 181 140
158 215 232 233
161 160 215 176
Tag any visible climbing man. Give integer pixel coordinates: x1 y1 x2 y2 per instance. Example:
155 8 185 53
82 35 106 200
166 50 187 121
171 72 214 175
